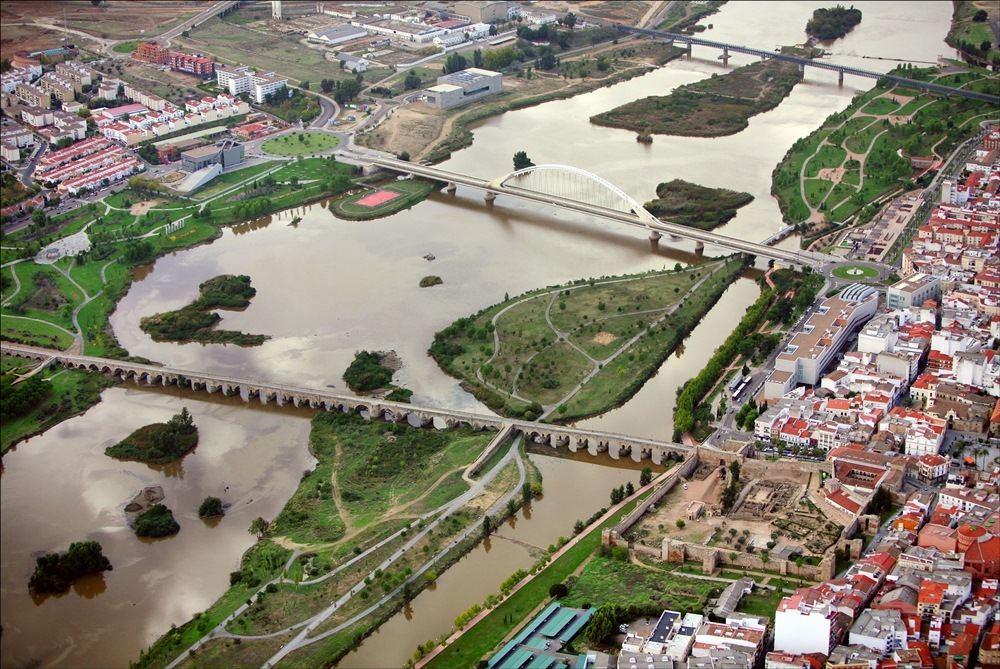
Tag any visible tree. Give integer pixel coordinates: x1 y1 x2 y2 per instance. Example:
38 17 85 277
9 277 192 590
443 52 467 75
482 515 492 537
249 517 269 540
513 150 534 170
398 150 410 162
300 80 310 90
973 9 988 21
320 78 335 93
489 24 498 37
729 460 741 484
563 12 577 29
333 78 362 105
473 48 484 69
182 30 190 38
676 519 685 529
639 466 652 486
198 496 224 518
522 480 533 503
549 582 568 598
625 482 635 496
403 72 422 90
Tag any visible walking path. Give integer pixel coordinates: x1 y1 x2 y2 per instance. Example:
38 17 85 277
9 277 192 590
164 437 526 669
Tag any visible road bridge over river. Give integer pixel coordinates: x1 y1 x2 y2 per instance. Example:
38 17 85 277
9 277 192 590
372 158 831 269
2 343 691 465
617 25 1000 106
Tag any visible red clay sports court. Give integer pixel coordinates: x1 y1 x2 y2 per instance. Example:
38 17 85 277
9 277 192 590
356 190 401 207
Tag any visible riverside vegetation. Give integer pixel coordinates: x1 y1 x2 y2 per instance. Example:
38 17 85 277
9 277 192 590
104 407 199 464
28 540 113 595
770 63 998 238
135 504 181 538
430 258 748 421
805 5 863 41
132 411 505 669
590 51 810 137
139 275 268 345
644 180 754 230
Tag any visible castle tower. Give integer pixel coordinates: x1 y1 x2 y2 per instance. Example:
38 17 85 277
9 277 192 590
272 1 282 19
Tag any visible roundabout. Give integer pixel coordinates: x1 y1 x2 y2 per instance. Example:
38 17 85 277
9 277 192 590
829 263 883 281
261 131 340 156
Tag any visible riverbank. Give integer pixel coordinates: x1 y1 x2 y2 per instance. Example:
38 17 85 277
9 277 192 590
357 41 686 164
769 62 998 239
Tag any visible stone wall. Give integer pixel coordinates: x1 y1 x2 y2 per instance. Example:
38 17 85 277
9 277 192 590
609 451 700 539
660 537 837 581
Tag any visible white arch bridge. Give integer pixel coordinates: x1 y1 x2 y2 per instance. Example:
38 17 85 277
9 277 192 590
1 343 691 465
372 158 828 268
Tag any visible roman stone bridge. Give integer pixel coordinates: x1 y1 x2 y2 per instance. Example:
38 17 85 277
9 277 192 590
1 343 690 465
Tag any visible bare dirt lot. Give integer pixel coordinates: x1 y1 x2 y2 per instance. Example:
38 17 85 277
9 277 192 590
1 1 203 54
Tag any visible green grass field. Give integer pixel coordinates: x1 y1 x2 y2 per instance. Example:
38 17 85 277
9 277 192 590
261 132 339 156
112 41 139 53
329 179 437 220
832 264 879 280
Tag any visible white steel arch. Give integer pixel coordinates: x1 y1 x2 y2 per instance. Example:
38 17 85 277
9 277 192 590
494 164 656 222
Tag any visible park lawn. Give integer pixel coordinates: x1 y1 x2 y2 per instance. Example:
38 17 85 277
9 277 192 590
804 144 847 178
841 169 861 186
844 123 885 155
570 312 657 359
825 182 857 211
329 179 437 220
275 157 355 182
1 314 75 349
772 129 831 223
548 271 692 333
334 415 495 528
861 96 901 115
112 41 139 53
897 97 932 116
832 265 879 280
516 342 593 406
4 262 84 331
156 220 221 251
1 366 112 452
425 496 644 669
409 470 470 515
803 179 832 208
262 132 339 156
561 556 716 613
839 114 876 135
189 161 281 199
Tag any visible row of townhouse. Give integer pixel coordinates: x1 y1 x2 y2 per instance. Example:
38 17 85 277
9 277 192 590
36 136 111 171
38 146 131 186
56 156 143 196
93 94 249 147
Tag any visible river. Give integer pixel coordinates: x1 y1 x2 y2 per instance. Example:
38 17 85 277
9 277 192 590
0 1 955 667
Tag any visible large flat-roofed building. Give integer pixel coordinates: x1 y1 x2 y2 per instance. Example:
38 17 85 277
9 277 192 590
424 67 501 110
453 1 511 23
307 24 369 45
886 273 940 310
215 64 288 103
766 284 879 397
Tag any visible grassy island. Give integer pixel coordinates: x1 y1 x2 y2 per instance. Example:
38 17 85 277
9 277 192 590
430 258 749 421
644 180 754 230
343 350 397 392
139 275 268 346
806 5 863 40
590 54 804 137
105 408 199 464
29 540 113 595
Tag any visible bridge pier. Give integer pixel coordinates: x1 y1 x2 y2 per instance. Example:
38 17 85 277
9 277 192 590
649 230 662 242
695 241 704 252
484 192 496 203
838 70 844 85
799 62 805 76
685 41 692 57
446 182 457 193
